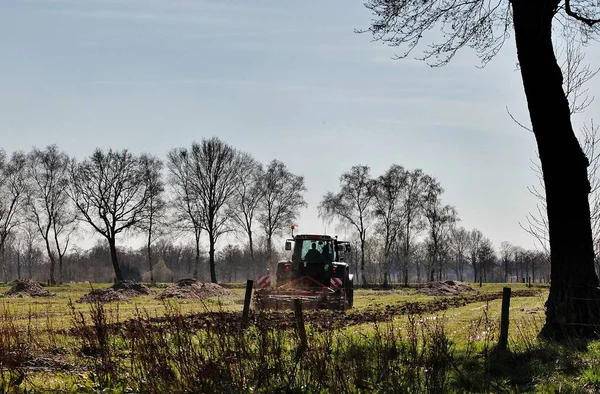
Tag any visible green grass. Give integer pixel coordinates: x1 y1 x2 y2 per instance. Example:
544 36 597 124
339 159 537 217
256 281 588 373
0 281 598 393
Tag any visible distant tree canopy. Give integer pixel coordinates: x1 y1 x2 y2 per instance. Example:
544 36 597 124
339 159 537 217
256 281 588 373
361 0 600 339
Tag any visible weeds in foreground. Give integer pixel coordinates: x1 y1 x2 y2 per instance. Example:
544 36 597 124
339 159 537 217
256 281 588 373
0 298 598 393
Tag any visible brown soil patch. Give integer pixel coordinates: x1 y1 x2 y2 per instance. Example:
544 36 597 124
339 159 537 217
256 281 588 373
417 280 478 296
5 279 54 297
133 288 543 334
157 278 235 300
77 288 128 303
111 280 154 297
77 281 153 303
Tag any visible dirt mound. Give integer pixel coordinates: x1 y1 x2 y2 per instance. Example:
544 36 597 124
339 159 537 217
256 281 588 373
157 278 234 300
5 279 54 297
111 280 153 297
77 288 128 303
417 280 478 296
77 281 153 303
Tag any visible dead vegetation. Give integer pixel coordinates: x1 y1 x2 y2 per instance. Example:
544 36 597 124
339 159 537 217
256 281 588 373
156 278 234 300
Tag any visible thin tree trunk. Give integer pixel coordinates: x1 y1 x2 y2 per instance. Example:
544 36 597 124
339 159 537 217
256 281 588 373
44 238 57 285
360 236 368 286
209 233 217 283
16 251 20 280
248 229 255 265
193 229 201 279
512 0 600 339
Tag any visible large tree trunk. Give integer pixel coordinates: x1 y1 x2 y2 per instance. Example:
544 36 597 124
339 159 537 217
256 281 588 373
108 237 123 282
512 0 600 339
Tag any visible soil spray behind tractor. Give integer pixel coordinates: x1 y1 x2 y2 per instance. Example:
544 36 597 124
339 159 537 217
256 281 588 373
253 234 354 310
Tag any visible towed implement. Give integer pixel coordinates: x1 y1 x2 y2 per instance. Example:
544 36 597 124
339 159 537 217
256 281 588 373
254 234 354 311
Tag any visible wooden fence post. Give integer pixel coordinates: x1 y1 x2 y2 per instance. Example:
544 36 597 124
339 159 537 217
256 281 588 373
294 299 307 348
242 279 253 329
497 287 512 353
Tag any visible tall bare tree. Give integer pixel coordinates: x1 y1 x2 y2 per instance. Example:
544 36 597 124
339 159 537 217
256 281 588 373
230 153 265 269
166 148 204 278
26 145 75 284
468 229 485 283
420 175 458 282
449 226 470 281
136 154 166 285
371 164 407 286
16 223 42 280
398 169 427 286
477 237 496 282
319 165 374 286
70 148 154 282
521 37 600 254
499 241 514 283
362 0 600 339
174 138 241 283
258 160 307 270
0 150 27 283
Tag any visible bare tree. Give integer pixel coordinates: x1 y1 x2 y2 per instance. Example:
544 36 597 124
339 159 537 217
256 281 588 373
521 37 600 254
166 148 204 279
230 153 265 269
0 150 27 283
70 148 154 282
420 175 458 282
499 241 514 282
258 160 307 270
398 169 427 286
468 229 484 284
174 138 241 283
361 0 600 339
478 238 496 282
449 226 470 281
136 154 166 285
371 164 407 286
319 165 374 286
26 145 75 284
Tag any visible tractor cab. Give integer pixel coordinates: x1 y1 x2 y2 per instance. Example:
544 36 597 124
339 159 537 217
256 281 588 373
277 234 351 288
285 234 351 264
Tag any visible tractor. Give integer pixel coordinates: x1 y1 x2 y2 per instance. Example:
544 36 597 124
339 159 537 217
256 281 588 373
253 234 354 310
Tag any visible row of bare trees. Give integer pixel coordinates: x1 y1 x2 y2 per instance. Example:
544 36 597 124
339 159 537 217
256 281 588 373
318 164 552 286
319 165 459 286
0 137 306 284
341 227 550 286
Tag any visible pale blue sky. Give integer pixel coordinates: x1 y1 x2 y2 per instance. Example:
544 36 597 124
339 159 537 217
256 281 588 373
2 0 597 251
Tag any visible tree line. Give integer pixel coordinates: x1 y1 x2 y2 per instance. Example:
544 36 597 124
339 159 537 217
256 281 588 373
318 165 551 287
0 138 556 287
0 138 306 284
0 143 548 286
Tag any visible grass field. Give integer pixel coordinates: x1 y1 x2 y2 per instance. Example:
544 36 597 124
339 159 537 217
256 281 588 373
0 281 598 393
